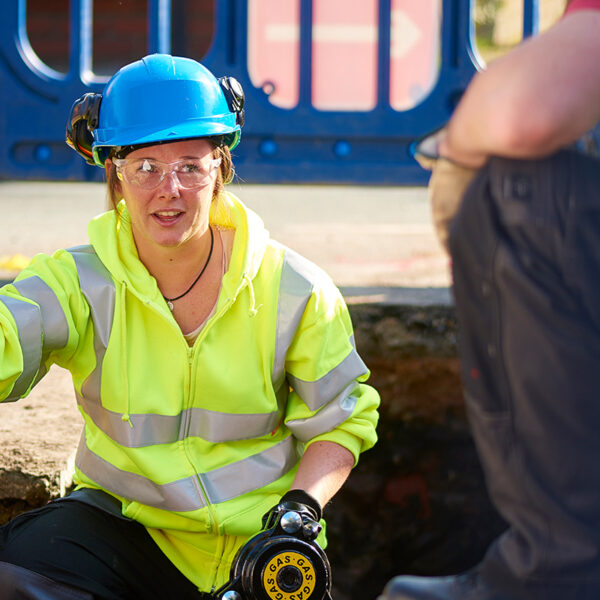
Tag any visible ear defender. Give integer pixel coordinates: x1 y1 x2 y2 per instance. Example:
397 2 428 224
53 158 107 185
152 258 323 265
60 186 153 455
66 92 103 165
218 77 245 127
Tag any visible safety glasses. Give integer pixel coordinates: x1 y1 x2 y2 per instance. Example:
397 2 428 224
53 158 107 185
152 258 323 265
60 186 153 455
113 157 222 190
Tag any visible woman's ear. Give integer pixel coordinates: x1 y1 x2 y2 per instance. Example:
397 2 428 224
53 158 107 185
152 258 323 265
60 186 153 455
104 158 124 211
107 158 122 190
104 157 113 181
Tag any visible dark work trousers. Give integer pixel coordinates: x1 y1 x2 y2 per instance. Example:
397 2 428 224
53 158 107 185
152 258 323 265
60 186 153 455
0 490 208 599
449 148 600 598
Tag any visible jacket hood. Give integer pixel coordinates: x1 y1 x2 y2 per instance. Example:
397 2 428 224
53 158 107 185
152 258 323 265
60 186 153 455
86 191 270 305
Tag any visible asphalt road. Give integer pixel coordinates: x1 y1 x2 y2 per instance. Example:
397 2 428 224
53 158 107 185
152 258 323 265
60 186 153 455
0 180 451 302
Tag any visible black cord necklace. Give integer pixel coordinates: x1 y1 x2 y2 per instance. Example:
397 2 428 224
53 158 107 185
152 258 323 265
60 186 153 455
163 226 214 311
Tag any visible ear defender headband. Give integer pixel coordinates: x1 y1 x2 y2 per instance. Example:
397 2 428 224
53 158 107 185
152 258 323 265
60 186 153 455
218 76 245 127
65 92 103 166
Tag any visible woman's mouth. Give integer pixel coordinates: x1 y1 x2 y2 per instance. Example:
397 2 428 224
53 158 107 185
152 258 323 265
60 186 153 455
152 210 183 225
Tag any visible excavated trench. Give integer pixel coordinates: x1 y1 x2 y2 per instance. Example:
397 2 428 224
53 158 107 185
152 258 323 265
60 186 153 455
327 302 506 600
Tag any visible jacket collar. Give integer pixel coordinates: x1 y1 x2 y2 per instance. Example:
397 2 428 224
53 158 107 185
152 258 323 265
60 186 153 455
86 191 269 306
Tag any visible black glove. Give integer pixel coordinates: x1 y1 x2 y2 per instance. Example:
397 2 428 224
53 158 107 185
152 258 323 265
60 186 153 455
262 489 323 541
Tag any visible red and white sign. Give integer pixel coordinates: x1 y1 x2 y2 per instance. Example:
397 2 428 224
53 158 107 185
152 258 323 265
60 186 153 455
247 0 441 112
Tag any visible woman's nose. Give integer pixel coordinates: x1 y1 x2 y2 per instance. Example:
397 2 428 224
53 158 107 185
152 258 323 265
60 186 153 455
157 170 181 196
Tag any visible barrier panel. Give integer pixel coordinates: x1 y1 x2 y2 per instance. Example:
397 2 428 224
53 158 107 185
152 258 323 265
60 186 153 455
0 0 540 185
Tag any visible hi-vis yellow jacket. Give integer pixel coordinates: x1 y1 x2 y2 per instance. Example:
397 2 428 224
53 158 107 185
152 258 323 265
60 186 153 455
0 192 379 592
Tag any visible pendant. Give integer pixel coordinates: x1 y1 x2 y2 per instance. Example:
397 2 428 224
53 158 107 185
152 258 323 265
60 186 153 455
167 300 174 311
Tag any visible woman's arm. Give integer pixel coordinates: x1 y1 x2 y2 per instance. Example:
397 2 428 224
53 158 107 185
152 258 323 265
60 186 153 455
291 441 355 507
440 11 600 167
280 265 379 508
0 251 84 401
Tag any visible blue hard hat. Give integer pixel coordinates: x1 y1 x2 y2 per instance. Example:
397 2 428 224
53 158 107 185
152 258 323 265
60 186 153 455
91 54 242 166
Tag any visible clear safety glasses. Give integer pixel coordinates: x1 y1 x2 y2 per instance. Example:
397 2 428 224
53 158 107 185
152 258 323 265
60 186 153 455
113 157 222 190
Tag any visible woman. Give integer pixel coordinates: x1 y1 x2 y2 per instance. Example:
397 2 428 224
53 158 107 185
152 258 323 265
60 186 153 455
0 54 379 599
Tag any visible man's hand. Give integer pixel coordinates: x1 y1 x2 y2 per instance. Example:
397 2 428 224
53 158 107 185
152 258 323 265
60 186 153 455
413 130 478 252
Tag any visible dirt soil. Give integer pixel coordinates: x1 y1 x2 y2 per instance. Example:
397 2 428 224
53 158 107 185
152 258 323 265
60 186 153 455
0 366 82 521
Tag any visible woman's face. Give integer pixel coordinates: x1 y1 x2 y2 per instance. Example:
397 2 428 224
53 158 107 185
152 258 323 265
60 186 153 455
110 139 218 253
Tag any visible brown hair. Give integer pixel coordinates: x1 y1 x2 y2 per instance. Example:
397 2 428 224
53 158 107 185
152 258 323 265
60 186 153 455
106 138 235 211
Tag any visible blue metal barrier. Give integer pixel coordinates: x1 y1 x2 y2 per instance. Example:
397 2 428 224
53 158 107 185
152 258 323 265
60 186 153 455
0 0 541 186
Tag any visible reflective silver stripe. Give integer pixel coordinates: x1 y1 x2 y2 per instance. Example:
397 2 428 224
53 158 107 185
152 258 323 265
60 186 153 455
13 276 69 352
287 383 359 442
287 345 368 411
68 246 115 408
76 391 282 447
188 408 282 443
1 296 42 401
68 246 115 348
76 433 300 511
75 433 206 512
200 435 300 503
272 250 314 393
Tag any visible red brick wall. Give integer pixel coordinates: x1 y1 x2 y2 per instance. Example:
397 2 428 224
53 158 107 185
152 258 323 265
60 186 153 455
26 0 215 76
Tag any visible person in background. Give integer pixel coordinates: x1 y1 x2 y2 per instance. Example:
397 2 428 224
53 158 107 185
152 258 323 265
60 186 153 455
380 1 600 598
0 54 379 599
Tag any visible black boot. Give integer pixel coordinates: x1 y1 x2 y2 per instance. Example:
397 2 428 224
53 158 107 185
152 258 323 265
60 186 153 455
378 569 502 600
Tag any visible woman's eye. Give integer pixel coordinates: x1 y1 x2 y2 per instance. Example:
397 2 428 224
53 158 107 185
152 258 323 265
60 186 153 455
179 162 201 173
138 160 156 173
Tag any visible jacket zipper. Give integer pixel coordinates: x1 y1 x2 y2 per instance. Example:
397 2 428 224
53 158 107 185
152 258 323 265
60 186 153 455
135 283 245 587
183 346 217 533
189 291 243 588
184 293 238 540
134 293 228 533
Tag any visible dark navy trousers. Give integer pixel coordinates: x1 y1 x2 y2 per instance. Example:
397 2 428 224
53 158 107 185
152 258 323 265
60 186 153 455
449 149 600 598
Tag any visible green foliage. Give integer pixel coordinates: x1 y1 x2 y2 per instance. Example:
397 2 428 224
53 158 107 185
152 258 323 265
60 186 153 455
475 0 504 26
474 0 503 44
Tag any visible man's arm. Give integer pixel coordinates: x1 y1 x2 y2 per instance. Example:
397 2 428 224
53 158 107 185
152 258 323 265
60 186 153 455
440 10 600 167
